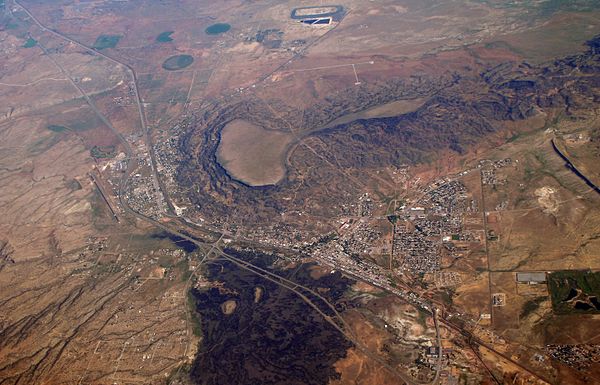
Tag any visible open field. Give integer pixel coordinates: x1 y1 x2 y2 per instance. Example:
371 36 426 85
92 34 121 50
162 54 194 71
216 119 293 186
482 125 600 272
485 12 600 63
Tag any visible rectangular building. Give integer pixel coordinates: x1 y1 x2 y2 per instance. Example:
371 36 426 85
516 272 547 284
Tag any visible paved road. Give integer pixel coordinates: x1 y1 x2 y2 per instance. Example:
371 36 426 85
431 309 443 385
439 317 552 384
14 0 165 211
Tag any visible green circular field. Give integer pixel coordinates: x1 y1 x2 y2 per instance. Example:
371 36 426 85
162 54 194 71
205 23 231 35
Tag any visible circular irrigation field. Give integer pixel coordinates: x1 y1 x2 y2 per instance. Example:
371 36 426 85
205 23 231 35
162 54 194 71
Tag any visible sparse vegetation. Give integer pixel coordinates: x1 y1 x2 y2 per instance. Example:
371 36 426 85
156 31 174 42
416 307 429 328
162 54 193 71
93 34 121 49
22 37 37 48
549 271 600 314
47 124 68 132
177 259 191 282
70 118 101 131
205 23 230 35
28 133 62 154
90 145 117 159
66 179 82 191
187 290 202 337
520 296 546 319
440 290 453 306
158 255 173 268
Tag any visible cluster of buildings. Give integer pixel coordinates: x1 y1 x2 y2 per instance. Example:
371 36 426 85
310 238 386 282
244 221 310 249
92 135 167 220
481 158 512 186
393 180 472 274
72 236 191 287
152 132 182 193
547 344 600 371
112 95 132 106
394 222 439 273
72 237 109 266
337 192 375 217
123 164 166 220
420 180 470 216
494 200 509 211
94 132 167 220
306 231 436 315
337 220 381 257
430 271 462 288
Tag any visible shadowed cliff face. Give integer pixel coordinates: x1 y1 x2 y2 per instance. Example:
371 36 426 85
312 37 600 168
314 91 526 166
189 250 354 385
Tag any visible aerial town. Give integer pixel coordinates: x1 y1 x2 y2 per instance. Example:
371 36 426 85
3 0 600 384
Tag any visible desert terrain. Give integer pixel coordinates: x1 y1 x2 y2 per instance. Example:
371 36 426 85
1 0 600 384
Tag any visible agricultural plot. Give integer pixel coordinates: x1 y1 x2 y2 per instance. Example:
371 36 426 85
162 54 194 71
92 34 122 49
